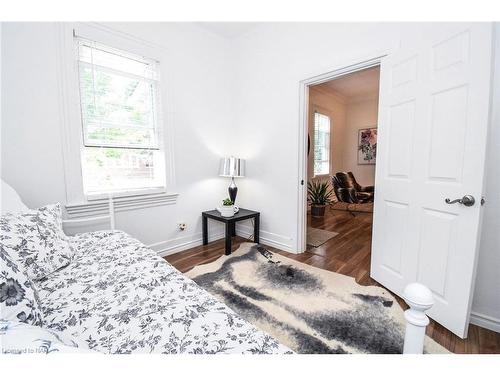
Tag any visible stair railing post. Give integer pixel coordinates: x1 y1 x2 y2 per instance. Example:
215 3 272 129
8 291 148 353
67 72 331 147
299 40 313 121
402 282 434 354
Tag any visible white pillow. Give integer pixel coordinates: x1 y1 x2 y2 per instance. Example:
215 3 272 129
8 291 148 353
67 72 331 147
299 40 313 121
1 180 29 215
0 319 93 354
1 204 73 281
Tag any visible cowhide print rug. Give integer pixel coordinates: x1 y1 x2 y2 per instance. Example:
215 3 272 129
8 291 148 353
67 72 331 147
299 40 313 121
186 243 449 354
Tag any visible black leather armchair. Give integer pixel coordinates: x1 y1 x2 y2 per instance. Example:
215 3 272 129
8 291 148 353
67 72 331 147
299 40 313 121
334 172 374 203
331 175 359 203
348 172 374 194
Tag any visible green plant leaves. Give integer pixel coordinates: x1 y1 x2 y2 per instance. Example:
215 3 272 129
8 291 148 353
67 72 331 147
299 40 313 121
222 198 233 206
307 180 333 205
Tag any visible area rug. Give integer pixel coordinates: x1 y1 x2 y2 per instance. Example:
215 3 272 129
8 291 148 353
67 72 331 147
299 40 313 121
186 243 449 354
307 228 339 247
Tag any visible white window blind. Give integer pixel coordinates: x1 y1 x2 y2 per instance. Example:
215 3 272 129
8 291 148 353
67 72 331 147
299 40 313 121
76 37 166 195
313 111 331 176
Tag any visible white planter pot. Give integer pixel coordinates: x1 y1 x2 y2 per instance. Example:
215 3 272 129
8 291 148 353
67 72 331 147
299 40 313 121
217 205 236 217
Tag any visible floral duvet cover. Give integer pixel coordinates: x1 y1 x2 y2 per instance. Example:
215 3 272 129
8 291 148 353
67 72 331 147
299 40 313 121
36 231 291 354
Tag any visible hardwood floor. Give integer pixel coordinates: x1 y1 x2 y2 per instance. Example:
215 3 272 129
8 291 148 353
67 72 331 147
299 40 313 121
165 208 500 354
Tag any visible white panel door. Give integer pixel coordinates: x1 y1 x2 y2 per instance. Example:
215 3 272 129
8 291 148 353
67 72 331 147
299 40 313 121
371 23 493 338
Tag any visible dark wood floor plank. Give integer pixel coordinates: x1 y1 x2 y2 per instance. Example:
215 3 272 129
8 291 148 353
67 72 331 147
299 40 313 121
478 326 499 354
165 208 500 354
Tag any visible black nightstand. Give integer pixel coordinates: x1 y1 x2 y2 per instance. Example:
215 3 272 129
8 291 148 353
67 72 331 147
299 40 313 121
202 208 260 255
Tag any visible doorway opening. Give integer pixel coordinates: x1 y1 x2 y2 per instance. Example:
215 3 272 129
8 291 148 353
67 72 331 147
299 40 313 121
303 65 380 284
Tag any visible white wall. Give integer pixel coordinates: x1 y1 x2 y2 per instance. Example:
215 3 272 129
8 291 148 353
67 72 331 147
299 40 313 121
231 23 399 251
1 22 233 254
343 95 378 186
470 23 500 332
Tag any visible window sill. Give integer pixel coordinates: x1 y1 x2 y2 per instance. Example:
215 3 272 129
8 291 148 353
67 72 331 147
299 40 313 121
85 187 167 201
65 190 179 219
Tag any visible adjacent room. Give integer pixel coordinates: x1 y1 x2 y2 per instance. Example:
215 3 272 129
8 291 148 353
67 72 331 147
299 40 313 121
306 67 379 280
1 21 500 358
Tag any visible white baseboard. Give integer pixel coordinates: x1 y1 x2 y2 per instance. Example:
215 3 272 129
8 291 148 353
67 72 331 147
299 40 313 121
470 311 500 333
235 224 295 252
149 231 225 258
149 225 295 258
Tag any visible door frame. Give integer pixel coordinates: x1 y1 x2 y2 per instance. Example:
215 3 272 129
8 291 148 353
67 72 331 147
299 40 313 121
296 54 386 253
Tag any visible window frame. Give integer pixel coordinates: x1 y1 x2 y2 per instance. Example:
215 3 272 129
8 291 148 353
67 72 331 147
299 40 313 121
312 109 331 177
75 36 167 197
57 23 176 207
77 39 162 150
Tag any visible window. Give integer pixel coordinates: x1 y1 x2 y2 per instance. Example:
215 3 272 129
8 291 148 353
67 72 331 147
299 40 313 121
76 37 165 196
313 111 331 176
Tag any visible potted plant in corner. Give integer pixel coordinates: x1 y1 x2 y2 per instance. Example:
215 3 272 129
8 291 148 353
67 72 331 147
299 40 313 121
307 180 334 218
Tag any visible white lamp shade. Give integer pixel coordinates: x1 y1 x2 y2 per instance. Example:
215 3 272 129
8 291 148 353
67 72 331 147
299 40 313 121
219 157 245 177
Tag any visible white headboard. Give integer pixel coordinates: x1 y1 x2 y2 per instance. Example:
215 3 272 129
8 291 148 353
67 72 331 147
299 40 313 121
1 179 30 215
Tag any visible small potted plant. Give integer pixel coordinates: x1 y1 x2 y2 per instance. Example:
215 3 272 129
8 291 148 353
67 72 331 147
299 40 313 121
307 180 333 217
217 198 236 217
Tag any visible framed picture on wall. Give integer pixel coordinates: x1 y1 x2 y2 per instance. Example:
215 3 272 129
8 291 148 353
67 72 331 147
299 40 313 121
358 127 377 165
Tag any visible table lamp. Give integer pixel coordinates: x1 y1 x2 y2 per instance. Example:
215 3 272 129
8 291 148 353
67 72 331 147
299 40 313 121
219 157 245 204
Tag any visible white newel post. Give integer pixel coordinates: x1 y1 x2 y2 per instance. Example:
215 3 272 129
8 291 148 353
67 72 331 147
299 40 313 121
402 283 434 354
108 194 116 230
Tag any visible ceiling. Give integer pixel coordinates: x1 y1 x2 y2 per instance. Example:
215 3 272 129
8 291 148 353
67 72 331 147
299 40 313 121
313 66 380 100
196 22 262 39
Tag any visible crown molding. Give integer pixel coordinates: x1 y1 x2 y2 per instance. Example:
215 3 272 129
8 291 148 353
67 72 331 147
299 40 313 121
309 85 348 104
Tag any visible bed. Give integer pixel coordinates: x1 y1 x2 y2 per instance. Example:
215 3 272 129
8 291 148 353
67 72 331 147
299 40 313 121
0 180 291 354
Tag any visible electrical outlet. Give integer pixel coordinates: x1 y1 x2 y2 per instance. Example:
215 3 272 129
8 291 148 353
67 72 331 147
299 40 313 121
178 223 187 231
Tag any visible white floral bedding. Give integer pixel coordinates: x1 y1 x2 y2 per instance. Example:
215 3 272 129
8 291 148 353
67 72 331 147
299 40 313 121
36 231 291 354
1 319 92 354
